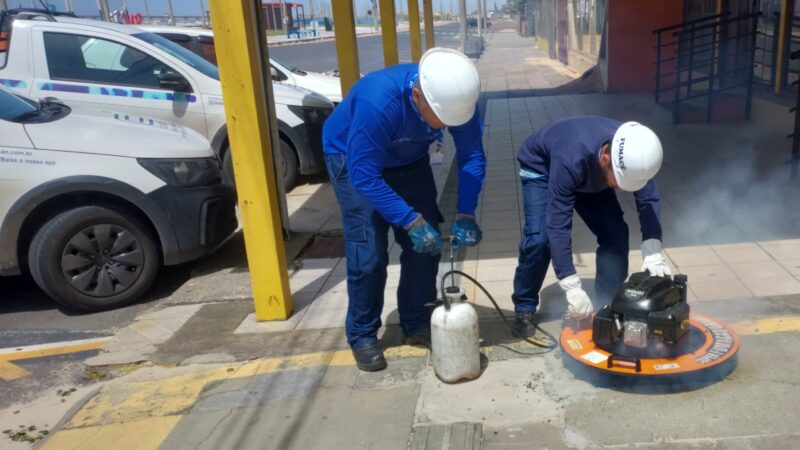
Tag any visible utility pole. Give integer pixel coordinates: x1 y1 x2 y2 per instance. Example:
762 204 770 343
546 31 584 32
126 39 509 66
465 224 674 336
372 0 377 31
477 0 483 37
97 0 111 21
166 0 176 25
482 0 487 36
280 0 288 30
458 0 465 51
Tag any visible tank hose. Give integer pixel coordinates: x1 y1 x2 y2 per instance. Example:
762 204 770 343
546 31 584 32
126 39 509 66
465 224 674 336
439 269 558 353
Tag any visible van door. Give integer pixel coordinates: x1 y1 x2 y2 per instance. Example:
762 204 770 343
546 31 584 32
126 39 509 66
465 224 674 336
28 27 208 138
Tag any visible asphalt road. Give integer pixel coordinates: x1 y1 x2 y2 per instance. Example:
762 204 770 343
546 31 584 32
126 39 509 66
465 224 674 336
270 22 468 74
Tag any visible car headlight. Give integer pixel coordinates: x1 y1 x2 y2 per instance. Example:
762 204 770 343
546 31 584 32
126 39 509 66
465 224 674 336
137 158 221 187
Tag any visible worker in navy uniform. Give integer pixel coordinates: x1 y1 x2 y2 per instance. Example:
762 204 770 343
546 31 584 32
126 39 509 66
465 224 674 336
511 117 671 337
322 48 486 371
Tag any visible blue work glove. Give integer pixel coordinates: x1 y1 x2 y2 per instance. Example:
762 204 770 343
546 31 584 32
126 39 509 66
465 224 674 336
451 214 482 251
404 214 443 255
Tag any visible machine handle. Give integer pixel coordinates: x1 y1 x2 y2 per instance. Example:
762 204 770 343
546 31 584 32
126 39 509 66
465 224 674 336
607 354 642 372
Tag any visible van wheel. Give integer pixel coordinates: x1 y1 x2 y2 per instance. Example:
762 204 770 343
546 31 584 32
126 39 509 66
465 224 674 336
223 141 298 191
280 139 299 191
28 206 159 312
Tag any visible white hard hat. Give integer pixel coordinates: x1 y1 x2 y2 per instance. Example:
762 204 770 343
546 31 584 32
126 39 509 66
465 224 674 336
610 122 663 192
418 48 480 127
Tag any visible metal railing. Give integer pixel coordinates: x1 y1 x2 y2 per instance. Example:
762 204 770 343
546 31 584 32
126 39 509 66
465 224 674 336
653 12 761 124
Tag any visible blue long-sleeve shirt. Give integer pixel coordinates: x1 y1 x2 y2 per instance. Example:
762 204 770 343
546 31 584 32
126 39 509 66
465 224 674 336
322 64 486 227
517 116 663 279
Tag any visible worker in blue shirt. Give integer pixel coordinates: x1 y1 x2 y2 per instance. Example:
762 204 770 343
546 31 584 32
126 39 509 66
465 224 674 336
511 117 670 337
322 48 486 371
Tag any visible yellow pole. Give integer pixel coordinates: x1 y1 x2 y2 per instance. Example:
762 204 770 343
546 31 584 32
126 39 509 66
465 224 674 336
775 0 790 93
332 0 361 96
423 0 435 49
209 0 293 320
379 0 399 66
408 0 422 61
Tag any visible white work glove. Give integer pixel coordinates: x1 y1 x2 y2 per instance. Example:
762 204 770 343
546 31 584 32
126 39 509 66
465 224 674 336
641 239 672 277
558 274 594 319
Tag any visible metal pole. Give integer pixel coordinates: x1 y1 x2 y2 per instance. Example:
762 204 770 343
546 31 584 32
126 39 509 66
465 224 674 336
209 0 293 321
143 0 150 19
199 0 205 26
98 0 111 21
458 0 466 52
482 0 487 36
65 0 73 13
424 0 435 49
379 0 399 65
332 0 361 95
281 0 287 30
166 0 176 25
477 0 483 37
1 0 7 12
408 0 422 60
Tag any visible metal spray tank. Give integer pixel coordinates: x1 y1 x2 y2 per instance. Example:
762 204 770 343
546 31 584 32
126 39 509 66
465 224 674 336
431 238 481 383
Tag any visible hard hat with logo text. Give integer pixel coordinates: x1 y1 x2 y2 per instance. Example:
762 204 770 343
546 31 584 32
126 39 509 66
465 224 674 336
610 122 663 192
418 48 480 127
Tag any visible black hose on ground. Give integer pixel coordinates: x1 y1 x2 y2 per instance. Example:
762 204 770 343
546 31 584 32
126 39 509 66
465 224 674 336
439 269 558 354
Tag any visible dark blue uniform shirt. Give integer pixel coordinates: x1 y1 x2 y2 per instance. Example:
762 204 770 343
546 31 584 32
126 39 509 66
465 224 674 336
322 64 486 227
517 116 663 279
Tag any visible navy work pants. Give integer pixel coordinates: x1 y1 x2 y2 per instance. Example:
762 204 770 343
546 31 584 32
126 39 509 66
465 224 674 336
325 153 442 350
512 175 629 313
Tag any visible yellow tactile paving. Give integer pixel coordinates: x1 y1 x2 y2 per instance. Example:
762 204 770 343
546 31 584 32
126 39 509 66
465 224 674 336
40 417 181 450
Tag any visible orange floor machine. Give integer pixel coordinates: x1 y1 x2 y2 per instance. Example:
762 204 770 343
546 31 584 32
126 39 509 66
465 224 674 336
561 272 740 380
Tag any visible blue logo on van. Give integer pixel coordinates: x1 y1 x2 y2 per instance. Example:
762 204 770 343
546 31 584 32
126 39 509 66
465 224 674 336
37 82 197 103
0 79 27 89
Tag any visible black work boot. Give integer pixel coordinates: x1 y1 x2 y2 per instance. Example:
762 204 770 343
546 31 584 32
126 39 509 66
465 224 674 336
512 312 537 338
404 329 432 349
352 344 387 371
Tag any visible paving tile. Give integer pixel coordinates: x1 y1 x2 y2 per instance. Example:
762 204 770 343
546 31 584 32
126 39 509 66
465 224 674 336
689 279 753 302
665 249 724 268
295 306 348 330
728 260 792 280
760 244 800 260
778 258 800 277
741 276 800 297
711 246 774 264
676 264 739 282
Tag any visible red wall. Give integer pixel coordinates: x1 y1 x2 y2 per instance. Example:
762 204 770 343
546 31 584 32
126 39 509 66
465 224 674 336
607 0 684 92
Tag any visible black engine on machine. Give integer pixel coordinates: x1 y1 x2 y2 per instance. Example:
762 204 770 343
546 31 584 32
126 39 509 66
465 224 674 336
592 272 690 357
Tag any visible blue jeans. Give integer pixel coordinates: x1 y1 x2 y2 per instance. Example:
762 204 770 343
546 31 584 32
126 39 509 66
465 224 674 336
512 176 629 313
325 153 442 349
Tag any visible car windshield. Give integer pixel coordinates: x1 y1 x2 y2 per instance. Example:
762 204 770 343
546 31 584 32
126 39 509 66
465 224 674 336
0 88 37 121
133 32 220 81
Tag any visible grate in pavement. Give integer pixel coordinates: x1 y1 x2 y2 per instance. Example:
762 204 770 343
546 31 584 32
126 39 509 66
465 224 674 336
409 422 483 450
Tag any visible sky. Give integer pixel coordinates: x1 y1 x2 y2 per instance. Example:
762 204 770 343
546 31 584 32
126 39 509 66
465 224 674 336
4 0 497 19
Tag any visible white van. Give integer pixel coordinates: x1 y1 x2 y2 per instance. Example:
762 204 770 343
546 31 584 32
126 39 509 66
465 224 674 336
139 25 344 104
0 87 237 311
0 9 334 189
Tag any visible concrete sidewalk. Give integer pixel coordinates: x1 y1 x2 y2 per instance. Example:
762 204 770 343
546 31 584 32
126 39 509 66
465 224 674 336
6 25 800 450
